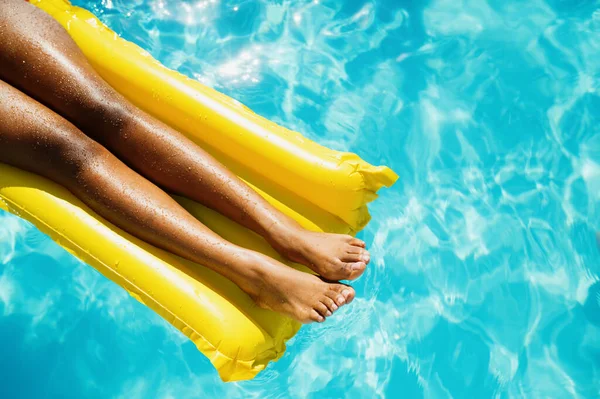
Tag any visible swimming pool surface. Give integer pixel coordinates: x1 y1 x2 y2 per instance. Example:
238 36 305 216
1 0 599 397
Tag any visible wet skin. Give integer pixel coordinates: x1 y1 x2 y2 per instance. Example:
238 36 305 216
0 0 370 322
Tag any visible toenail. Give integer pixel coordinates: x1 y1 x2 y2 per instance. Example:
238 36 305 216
352 262 364 270
326 310 332 316
342 289 351 298
362 254 370 262
337 296 346 304
332 303 338 310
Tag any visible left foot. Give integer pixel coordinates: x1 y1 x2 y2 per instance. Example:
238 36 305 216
269 227 370 281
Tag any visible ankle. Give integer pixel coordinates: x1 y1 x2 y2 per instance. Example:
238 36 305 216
263 221 304 254
233 250 273 297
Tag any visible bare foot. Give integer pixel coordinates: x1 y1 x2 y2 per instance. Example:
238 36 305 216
268 227 370 281
235 252 355 323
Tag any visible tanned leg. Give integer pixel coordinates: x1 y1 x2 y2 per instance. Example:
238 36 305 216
0 79 355 323
0 0 369 281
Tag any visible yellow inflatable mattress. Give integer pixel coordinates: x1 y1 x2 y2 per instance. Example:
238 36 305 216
0 0 398 382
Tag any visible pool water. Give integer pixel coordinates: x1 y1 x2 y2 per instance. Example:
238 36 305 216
1 0 600 397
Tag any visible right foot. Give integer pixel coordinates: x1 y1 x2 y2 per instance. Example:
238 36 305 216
268 226 370 281
236 252 355 323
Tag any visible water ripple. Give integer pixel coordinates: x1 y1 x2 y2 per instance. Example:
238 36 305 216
1 0 598 397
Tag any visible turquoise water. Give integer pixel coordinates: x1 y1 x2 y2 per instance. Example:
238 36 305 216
1 0 600 397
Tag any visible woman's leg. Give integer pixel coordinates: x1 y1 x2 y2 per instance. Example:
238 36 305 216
0 0 369 281
0 79 354 323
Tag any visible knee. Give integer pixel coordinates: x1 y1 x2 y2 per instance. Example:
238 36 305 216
89 95 130 126
10 121 111 191
73 88 133 137
49 122 109 177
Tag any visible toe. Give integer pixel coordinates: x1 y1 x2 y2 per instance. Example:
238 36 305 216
343 246 370 264
321 297 337 314
345 245 363 255
326 259 363 281
333 292 346 307
324 291 339 311
344 287 356 303
343 261 366 279
343 250 370 264
328 288 347 307
350 237 366 248
343 234 355 243
361 249 371 264
332 284 355 305
310 309 325 323
315 302 331 318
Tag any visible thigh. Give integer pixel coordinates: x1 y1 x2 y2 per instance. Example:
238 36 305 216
0 0 126 139
0 78 101 186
